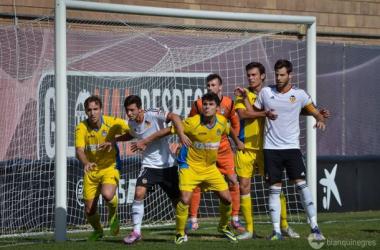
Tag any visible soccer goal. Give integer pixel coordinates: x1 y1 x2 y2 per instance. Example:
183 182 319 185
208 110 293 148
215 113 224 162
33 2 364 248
0 0 317 240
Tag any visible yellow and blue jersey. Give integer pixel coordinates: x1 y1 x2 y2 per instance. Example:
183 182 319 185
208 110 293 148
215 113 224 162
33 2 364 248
75 116 129 170
235 87 264 150
171 114 230 174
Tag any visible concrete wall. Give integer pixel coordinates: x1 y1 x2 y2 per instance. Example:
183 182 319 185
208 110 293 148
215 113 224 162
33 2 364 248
1 0 379 44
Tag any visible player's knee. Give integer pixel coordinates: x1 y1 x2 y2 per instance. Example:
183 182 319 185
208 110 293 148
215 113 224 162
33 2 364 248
220 196 232 205
180 197 191 205
102 192 114 202
134 190 146 201
239 183 250 194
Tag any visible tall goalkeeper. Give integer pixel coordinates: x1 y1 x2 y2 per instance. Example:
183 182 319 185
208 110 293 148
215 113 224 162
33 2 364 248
75 95 130 241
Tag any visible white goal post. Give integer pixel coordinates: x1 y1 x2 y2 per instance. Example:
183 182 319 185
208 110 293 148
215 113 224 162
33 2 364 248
55 0 317 242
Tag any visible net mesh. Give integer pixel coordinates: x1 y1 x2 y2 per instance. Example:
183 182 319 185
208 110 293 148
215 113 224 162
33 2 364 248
0 11 308 236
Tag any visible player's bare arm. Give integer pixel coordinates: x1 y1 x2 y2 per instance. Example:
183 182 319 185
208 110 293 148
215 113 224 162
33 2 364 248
234 86 276 120
309 109 326 130
168 113 192 148
300 108 330 119
229 128 245 153
131 126 172 152
99 133 134 152
75 147 97 174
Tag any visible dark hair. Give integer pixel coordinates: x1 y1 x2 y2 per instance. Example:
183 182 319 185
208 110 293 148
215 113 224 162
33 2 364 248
206 73 222 85
201 92 221 106
124 95 142 109
84 95 102 109
245 62 266 75
274 59 293 73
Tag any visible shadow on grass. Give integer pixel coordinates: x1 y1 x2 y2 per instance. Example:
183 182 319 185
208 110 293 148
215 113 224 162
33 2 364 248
360 229 380 233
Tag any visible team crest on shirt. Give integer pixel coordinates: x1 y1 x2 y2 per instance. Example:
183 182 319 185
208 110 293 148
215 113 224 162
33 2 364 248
216 128 221 136
145 121 151 128
220 109 225 115
101 130 107 137
290 95 296 103
142 178 148 184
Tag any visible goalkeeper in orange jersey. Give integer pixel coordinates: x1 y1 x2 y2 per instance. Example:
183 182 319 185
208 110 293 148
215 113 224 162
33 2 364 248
186 74 245 232
75 95 130 241
133 93 245 244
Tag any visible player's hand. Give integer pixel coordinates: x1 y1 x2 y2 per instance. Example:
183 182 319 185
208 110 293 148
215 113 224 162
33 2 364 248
320 109 330 119
266 109 278 120
131 139 147 152
236 140 245 153
313 121 325 130
234 87 247 98
84 162 97 174
99 139 116 152
179 133 192 148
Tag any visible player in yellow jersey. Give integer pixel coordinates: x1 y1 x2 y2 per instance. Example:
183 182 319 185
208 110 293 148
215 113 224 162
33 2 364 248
75 95 129 241
133 93 244 244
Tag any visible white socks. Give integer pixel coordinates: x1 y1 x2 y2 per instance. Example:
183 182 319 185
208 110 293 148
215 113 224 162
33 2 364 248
269 186 282 233
296 181 318 229
132 200 144 234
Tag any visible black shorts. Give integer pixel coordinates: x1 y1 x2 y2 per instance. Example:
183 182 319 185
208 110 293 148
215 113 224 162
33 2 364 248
136 166 180 199
264 149 306 184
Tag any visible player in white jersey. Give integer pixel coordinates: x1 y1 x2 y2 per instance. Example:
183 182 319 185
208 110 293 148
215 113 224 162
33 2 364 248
253 60 326 241
102 95 191 244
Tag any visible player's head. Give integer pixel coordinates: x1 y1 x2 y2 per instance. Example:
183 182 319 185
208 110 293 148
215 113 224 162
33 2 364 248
124 95 142 121
274 59 293 89
84 95 103 126
206 74 223 96
245 62 266 89
201 92 220 117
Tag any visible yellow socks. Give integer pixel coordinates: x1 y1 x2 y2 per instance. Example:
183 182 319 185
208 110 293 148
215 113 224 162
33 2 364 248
219 202 232 230
86 212 102 232
175 201 189 235
280 193 289 229
106 195 118 218
240 194 254 233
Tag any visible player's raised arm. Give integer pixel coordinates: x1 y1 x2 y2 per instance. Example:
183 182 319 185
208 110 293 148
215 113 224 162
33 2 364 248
168 113 192 148
234 86 272 120
131 127 172 152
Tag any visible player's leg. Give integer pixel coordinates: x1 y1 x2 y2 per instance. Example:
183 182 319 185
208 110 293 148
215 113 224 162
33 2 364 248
188 187 201 231
207 167 237 243
174 168 199 244
83 172 103 241
174 190 193 244
123 167 155 244
285 149 324 240
279 192 300 238
101 168 120 236
234 150 255 239
264 149 284 241
214 189 237 243
218 149 244 231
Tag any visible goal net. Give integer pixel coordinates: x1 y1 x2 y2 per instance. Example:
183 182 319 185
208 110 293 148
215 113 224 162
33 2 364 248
0 6 311 237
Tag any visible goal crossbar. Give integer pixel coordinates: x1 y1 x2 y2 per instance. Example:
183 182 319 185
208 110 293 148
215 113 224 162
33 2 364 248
55 0 317 242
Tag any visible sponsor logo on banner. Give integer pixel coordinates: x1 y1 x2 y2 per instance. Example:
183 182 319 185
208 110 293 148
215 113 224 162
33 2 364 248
37 72 208 159
319 164 342 210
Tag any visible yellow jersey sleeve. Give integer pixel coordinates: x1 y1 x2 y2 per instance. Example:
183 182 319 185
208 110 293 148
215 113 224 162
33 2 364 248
75 122 87 148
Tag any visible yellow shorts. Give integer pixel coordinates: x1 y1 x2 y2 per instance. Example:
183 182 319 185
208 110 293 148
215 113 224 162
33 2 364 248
234 149 264 178
83 167 119 200
179 167 228 192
